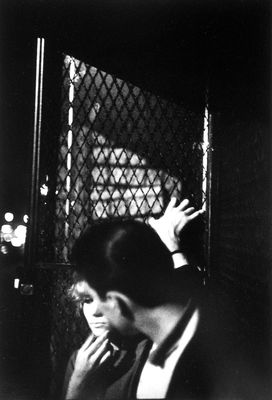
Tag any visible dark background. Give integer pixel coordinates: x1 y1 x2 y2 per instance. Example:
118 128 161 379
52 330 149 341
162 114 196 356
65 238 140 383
0 0 271 398
0 0 270 218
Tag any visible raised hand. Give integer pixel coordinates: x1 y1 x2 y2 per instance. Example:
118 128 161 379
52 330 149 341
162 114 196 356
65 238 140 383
65 331 111 399
148 198 205 252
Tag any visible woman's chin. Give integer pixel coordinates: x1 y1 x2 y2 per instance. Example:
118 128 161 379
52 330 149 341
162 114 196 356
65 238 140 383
90 325 109 337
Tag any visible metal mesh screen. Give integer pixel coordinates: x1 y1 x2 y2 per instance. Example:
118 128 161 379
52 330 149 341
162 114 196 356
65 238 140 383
53 55 206 262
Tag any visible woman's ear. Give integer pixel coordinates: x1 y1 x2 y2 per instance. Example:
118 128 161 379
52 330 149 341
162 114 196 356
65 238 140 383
106 291 135 321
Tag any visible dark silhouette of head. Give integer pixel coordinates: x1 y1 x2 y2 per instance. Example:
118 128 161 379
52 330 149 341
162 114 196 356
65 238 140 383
71 219 176 307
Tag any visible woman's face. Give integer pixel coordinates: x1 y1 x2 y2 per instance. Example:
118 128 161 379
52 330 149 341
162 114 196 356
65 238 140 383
75 280 110 337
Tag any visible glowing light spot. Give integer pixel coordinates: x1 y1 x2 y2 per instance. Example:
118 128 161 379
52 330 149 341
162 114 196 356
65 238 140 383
40 184 48 196
14 225 27 244
23 215 29 224
4 212 14 222
14 278 20 289
11 237 22 247
0 245 8 255
1 224 13 234
3 233 12 242
14 225 27 237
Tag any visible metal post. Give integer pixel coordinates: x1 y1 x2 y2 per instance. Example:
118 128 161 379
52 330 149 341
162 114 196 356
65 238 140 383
25 37 45 270
202 99 213 278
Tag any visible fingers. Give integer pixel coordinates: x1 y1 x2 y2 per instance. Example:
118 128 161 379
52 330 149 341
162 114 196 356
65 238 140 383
85 331 108 352
89 338 111 365
183 207 204 217
78 331 110 366
187 209 205 221
165 197 178 212
80 333 97 352
148 198 204 232
176 199 205 218
148 216 156 229
176 198 190 211
183 207 196 215
80 331 108 354
100 349 112 364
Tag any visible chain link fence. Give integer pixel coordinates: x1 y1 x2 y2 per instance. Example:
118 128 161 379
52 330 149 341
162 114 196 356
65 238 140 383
51 55 206 262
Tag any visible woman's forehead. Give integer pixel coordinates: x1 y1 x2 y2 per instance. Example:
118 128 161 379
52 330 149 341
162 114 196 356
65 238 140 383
75 280 96 297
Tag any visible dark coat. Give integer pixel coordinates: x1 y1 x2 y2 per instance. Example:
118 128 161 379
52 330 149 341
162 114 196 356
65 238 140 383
104 332 218 400
104 308 236 400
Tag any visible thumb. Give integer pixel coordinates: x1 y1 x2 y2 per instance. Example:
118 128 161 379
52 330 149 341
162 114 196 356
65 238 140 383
148 217 156 229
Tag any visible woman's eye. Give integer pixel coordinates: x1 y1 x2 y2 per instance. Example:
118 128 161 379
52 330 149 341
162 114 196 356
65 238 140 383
83 298 93 304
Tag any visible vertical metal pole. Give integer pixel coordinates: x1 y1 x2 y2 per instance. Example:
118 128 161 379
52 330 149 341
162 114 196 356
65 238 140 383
202 105 209 211
202 98 213 278
206 113 213 277
25 37 45 269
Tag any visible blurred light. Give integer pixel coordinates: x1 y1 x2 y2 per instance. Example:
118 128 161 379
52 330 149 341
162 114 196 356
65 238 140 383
23 215 29 224
0 245 8 255
40 184 48 196
1 224 13 234
14 225 27 238
14 278 20 289
11 237 23 247
13 225 27 246
4 212 14 222
20 284 34 296
3 233 12 242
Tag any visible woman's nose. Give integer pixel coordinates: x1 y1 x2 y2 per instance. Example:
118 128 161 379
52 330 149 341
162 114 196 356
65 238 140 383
84 302 102 317
92 305 103 317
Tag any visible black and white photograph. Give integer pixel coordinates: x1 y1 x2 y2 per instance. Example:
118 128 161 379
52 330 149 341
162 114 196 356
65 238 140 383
0 1 271 399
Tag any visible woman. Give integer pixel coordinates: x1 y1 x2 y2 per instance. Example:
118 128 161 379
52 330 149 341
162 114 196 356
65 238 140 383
63 277 141 400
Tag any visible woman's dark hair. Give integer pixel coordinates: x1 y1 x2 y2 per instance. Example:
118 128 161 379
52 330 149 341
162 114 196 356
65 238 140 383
71 219 174 307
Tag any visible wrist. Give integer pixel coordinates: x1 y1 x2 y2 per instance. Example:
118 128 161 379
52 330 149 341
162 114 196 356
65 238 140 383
71 369 88 380
170 249 183 255
168 239 181 253
171 252 189 269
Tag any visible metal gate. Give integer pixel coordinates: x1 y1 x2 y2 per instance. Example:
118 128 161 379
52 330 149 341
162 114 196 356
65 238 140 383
26 39 212 398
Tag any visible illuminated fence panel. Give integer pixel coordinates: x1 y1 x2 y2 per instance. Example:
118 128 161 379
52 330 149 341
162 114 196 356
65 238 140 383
54 55 205 262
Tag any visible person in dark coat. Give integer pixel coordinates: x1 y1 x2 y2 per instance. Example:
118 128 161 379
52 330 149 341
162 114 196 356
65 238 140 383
70 198 221 399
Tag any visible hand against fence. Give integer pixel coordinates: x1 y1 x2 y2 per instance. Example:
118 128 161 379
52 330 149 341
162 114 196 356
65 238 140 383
65 331 111 399
148 198 205 253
